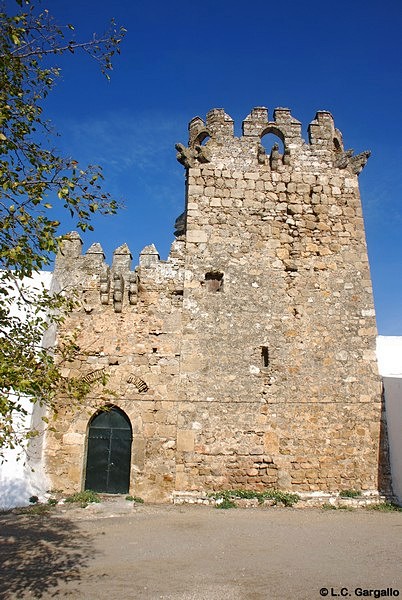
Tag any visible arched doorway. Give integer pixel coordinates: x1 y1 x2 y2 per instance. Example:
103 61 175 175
84 406 132 494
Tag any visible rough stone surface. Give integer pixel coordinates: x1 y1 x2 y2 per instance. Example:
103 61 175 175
43 106 384 502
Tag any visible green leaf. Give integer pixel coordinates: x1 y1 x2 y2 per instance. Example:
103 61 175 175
0 0 124 456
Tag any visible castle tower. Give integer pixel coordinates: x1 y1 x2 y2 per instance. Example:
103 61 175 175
175 106 381 493
41 106 383 501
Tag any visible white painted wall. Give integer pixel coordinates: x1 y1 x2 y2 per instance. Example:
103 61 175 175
376 336 402 503
377 336 402 378
0 271 53 510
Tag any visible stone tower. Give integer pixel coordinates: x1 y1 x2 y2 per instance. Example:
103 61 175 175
175 107 380 494
42 107 382 501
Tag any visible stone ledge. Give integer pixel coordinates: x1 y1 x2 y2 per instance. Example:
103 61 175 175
171 490 388 508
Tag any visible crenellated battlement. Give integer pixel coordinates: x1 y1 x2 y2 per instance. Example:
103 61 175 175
55 105 371 317
54 233 185 313
178 106 370 174
188 106 323 146
242 106 302 144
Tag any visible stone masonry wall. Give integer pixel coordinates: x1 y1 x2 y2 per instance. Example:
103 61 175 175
44 234 185 501
42 106 382 501
176 107 381 494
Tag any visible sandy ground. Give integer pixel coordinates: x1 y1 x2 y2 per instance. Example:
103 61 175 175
1 499 401 600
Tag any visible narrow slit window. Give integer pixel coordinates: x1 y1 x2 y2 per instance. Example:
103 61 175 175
261 346 269 369
333 137 342 153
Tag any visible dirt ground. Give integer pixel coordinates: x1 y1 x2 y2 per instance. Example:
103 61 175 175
1 499 401 600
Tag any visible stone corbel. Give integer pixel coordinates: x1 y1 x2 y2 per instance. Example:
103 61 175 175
349 150 371 174
175 143 196 168
195 144 211 164
100 269 110 305
269 143 281 170
113 273 124 313
334 149 371 174
283 147 291 166
257 143 266 165
175 143 211 169
128 273 138 305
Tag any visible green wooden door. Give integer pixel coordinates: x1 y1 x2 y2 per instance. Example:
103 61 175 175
85 407 132 494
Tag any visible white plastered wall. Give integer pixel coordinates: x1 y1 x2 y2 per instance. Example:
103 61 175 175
377 336 402 503
0 271 53 509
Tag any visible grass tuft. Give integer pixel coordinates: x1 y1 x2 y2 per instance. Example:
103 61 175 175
367 502 402 512
322 503 337 510
339 489 361 498
125 495 144 504
208 489 299 509
64 490 100 505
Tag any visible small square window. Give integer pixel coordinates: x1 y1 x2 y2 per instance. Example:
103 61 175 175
204 271 223 292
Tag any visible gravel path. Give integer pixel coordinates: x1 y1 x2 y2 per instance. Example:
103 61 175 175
1 501 401 599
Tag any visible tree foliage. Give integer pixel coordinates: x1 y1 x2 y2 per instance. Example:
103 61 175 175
0 0 125 453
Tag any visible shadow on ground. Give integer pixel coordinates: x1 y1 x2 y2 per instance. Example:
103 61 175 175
0 510 94 599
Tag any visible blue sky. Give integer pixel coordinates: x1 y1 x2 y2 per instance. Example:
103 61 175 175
16 0 402 334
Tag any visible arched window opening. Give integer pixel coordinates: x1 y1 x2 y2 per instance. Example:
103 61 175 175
260 129 285 155
84 406 132 494
195 131 211 146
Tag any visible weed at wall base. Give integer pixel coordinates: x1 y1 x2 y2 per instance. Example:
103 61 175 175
208 489 300 508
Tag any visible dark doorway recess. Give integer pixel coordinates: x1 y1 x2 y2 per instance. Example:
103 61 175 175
84 406 132 494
